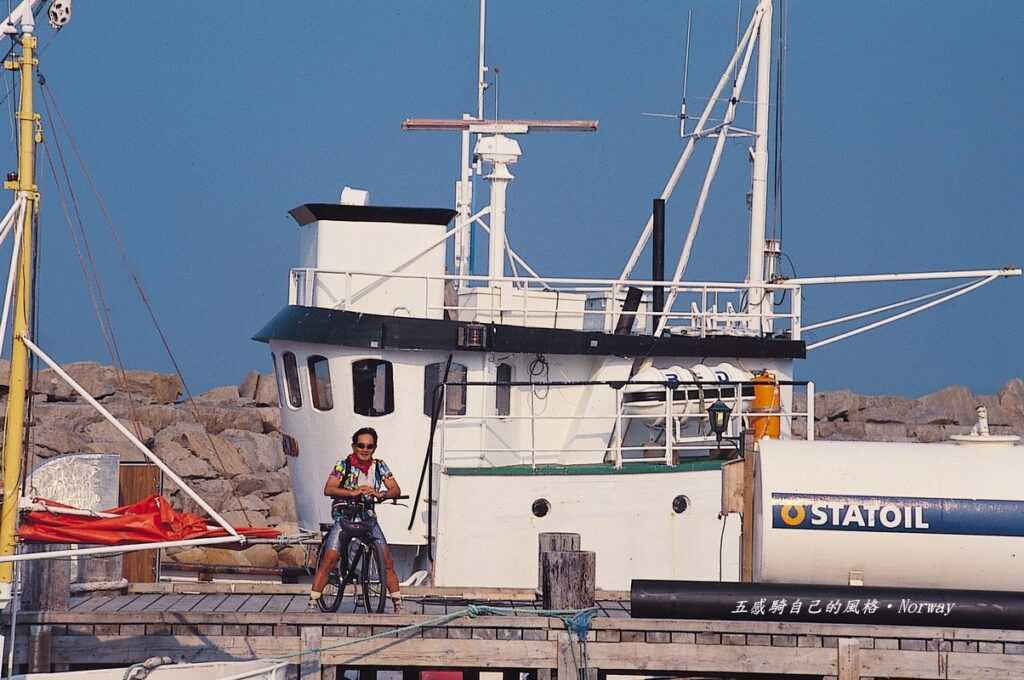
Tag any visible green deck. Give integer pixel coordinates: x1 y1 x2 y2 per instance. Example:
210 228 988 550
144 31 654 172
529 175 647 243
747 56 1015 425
444 458 723 476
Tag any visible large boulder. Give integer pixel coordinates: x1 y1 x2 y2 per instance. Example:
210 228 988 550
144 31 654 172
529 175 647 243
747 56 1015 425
156 423 248 477
267 490 298 524
238 370 260 400
912 386 977 427
221 429 285 472
253 374 279 407
232 471 290 497
190 404 264 434
814 390 864 422
34 362 181 403
152 437 218 479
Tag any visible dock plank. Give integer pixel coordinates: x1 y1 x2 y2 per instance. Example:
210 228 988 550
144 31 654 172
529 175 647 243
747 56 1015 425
146 594 184 613
120 593 164 613
166 594 206 613
69 595 113 613
261 595 292 614
191 594 230 613
239 594 271 613
214 595 251 613
285 595 310 613
94 595 140 613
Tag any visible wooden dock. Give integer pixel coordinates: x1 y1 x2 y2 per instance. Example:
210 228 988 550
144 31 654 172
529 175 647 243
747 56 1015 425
5 582 1023 679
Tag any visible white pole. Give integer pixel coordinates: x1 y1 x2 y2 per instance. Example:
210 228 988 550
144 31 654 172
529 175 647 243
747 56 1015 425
746 0 773 331
788 267 1021 285
0 196 24 250
0 535 243 564
474 215 551 289
802 279 976 332
655 12 762 337
806 274 999 351
618 9 763 281
21 337 243 539
0 206 24 354
477 0 487 120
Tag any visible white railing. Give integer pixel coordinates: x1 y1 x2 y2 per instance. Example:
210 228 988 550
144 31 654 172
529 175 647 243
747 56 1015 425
436 379 815 470
289 268 803 340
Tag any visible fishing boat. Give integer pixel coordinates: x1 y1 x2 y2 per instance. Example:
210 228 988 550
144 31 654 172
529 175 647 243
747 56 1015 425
252 0 1020 592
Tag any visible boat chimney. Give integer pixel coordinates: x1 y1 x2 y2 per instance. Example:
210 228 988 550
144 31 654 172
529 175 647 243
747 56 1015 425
652 198 666 322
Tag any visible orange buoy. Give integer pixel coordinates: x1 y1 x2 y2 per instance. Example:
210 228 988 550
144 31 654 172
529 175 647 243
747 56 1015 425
750 370 780 440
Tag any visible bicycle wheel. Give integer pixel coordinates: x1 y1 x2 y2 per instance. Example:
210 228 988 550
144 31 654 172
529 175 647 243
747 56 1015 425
361 541 387 614
315 541 343 613
340 539 365 613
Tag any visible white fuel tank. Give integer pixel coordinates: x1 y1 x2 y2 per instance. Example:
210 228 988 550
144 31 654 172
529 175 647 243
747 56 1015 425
754 439 1024 591
622 362 753 427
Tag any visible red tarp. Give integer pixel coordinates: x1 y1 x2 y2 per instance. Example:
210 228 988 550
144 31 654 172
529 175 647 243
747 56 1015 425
18 494 278 546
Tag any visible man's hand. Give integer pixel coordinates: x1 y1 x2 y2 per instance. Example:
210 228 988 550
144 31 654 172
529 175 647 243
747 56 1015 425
356 486 381 498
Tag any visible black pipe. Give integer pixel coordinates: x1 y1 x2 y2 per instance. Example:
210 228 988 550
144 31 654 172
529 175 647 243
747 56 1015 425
631 579 1024 630
652 198 665 321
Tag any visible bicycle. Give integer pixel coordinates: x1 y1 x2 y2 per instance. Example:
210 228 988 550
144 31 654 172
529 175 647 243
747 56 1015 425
315 494 408 613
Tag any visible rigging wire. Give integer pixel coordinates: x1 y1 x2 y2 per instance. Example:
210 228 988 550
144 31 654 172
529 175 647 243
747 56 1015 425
40 81 256 528
38 80 147 444
770 0 788 244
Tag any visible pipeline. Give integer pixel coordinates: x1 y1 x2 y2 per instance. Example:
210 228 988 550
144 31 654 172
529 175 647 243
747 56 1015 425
631 580 1024 630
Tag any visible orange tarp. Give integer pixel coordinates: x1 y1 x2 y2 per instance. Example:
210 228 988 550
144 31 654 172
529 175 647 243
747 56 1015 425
19 494 278 545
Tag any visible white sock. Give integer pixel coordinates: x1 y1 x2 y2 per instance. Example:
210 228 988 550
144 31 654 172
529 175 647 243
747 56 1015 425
309 590 322 600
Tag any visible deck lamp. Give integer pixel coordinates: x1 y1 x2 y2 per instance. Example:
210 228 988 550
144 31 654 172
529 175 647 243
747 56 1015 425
707 400 731 442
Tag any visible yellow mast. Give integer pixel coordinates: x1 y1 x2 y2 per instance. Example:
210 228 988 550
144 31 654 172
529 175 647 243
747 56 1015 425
0 31 38 596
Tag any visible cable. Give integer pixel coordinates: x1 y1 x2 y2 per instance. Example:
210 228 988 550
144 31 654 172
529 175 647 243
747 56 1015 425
41 81 256 528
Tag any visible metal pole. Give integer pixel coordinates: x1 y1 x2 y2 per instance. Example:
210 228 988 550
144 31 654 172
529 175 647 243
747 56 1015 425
805 381 815 441
747 0 773 330
652 198 665 322
0 31 37 599
619 9 762 281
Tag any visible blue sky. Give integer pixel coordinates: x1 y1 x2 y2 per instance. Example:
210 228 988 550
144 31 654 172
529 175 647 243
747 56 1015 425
3 1 1021 396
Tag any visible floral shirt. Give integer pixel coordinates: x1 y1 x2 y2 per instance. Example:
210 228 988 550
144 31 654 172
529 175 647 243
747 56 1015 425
329 457 393 519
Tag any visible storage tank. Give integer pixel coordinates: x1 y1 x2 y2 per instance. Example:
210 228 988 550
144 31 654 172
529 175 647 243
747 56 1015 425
755 439 1024 591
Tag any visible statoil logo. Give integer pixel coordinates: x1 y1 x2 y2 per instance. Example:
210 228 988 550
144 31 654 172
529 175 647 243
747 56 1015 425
771 493 1024 537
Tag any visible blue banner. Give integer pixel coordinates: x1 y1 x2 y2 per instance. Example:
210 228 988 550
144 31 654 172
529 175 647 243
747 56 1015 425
771 492 1024 537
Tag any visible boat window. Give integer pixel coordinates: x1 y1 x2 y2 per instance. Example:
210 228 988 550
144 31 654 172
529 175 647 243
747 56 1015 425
282 352 302 409
496 363 514 416
423 361 468 417
353 359 394 417
307 355 334 411
271 353 286 407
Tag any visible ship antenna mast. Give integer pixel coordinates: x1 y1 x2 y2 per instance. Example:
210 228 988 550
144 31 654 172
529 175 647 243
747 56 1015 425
0 0 43 607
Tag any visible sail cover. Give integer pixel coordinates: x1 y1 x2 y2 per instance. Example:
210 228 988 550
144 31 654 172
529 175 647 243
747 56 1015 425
18 495 278 545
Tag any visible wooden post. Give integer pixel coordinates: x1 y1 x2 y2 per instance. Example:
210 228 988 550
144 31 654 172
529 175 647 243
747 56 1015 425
541 551 595 610
119 463 161 583
838 637 861 680
537 532 580 591
557 637 597 680
23 543 70 673
740 445 758 582
300 625 323 680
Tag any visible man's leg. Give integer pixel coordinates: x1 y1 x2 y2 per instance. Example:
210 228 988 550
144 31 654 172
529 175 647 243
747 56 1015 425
371 523 402 612
310 522 344 605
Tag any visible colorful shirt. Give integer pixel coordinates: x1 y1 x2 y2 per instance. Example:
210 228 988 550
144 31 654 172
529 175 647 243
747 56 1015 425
329 457 393 521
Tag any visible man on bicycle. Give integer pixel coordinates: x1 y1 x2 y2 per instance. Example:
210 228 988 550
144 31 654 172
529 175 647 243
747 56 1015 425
309 426 403 613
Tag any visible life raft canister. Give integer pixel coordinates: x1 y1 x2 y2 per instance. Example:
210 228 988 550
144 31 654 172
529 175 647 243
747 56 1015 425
750 370 780 440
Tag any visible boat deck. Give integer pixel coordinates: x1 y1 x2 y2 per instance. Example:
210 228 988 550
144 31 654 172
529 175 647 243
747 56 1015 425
5 583 1023 679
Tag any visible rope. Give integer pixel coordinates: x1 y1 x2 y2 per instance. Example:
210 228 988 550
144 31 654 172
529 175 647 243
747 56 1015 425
39 79 255 528
269 603 601 668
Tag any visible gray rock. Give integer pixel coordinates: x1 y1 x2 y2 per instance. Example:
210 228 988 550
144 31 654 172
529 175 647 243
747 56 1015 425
232 471 290 496
190 404 264 434
915 385 977 426
156 422 248 477
34 362 181 404
238 370 260 400
253 373 279 407
815 390 864 422
997 378 1024 418
863 422 910 442
153 438 218 479
220 429 285 472
268 491 298 523
196 385 242 402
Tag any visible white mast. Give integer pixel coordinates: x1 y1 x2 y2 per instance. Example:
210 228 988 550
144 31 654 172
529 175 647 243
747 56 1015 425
746 0 773 331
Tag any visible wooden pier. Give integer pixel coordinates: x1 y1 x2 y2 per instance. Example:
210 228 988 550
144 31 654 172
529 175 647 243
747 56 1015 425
5 582 1023 679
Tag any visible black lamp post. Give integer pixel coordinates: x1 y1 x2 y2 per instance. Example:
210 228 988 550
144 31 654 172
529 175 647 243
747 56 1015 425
706 399 741 458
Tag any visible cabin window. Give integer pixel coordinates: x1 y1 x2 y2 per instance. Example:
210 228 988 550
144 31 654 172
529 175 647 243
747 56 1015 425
270 353 285 407
282 352 302 409
496 363 514 416
423 361 468 417
353 359 394 417
307 355 334 411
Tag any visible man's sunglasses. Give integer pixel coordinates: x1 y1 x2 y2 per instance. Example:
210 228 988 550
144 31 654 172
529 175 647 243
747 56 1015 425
353 443 377 450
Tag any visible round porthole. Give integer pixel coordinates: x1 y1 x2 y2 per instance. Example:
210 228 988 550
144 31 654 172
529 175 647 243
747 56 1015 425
532 498 551 518
672 495 689 514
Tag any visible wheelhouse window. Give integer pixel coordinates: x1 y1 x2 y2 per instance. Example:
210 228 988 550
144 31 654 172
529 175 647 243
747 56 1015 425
423 361 467 417
496 362 513 416
353 359 394 417
307 355 334 411
271 352 285 407
282 351 302 409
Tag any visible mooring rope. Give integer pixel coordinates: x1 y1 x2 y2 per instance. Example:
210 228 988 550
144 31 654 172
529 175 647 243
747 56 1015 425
268 603 601 670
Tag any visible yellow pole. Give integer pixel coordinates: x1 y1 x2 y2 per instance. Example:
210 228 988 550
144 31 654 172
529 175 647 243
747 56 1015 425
0 32 38 595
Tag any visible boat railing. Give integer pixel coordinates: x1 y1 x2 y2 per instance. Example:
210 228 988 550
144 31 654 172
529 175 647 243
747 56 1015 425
289 267 803 339
436 378 815 470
